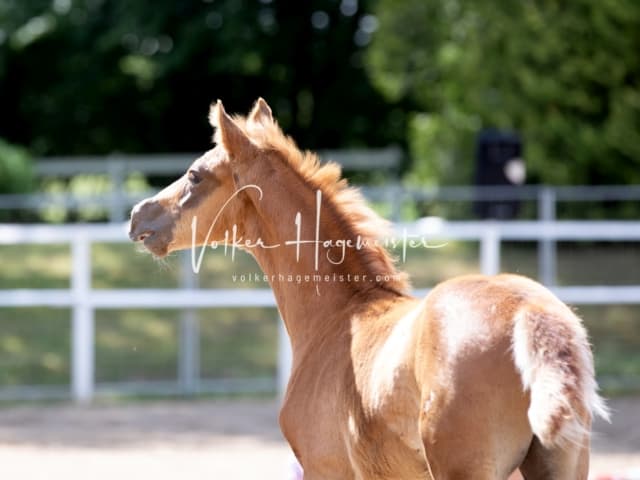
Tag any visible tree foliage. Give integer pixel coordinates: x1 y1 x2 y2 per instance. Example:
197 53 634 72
0 138 33 194
2 0 638 186
0 0 407 156
367 0 640 185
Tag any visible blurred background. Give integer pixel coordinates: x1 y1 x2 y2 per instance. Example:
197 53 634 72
0 0 639 478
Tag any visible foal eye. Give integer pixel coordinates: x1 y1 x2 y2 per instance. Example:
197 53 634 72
188 170 202 185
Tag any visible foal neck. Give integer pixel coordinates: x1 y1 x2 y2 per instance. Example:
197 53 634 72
237 156 408 352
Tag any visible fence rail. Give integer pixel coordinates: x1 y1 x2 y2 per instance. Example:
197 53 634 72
1 220 639 403
1 150 401 222
4 153 640 224
4 154 640 287
33 148 403 176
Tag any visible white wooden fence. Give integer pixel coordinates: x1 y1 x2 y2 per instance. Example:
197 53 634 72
4 152 640 289
1 220 639 403
0 149 401 222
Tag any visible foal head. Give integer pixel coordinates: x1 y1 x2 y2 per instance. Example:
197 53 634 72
130 97 408 294
129 98 275 257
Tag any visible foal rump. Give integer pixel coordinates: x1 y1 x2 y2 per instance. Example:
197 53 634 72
512 301 610 447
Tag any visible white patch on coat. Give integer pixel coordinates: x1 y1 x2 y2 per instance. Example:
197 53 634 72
368 301 424 410
423 390 436 414
347 414 358 438
439 295 490 359
178 190 192 207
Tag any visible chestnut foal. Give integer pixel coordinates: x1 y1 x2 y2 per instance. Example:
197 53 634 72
129 98 608 479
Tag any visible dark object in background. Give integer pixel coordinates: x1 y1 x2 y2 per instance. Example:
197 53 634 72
473 129 525 219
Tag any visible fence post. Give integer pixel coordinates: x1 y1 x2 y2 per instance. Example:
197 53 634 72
107 157 126 223
71 230 94 403
386 183 403 222
277 320 292 399
480 225 501 276
538 187 557 285
178 250 200 395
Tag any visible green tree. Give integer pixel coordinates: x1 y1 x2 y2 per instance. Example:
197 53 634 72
0 0 407 156
367 0 640 185
0 138 33 194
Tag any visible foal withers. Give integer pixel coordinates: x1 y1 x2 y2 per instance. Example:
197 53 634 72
129 98 608 479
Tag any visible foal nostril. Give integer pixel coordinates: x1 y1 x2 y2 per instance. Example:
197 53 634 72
129 198 160 242
128 217 155 242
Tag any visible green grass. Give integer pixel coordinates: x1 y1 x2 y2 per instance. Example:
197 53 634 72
1 244 70 288
581 305 640 394
1 241 639 394
93 307 278 383
0 308 70 386
198 308 278 379
95 309 180 383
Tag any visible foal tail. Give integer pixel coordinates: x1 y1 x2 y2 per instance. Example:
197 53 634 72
512 301 609 448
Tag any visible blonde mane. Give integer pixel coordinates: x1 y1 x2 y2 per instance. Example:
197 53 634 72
224 114 410 295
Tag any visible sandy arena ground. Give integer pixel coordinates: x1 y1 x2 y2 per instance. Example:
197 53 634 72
0 397 638 479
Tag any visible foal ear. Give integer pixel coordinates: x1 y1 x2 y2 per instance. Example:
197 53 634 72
248 97 274 126
209 100 253 156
